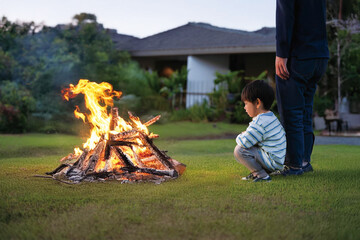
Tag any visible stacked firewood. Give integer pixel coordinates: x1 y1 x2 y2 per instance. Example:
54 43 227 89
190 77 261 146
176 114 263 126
46 108 186 184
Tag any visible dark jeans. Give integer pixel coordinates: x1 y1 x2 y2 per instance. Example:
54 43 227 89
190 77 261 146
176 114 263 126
276 58 328 168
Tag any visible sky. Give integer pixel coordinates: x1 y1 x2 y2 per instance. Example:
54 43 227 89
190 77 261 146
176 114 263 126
0 0 276 38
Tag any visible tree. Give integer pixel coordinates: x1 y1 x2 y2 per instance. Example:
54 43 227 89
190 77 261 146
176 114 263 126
324 0 360 110
60 13 132 88
0 13 151 132
0 48 14 81
0 16 38 51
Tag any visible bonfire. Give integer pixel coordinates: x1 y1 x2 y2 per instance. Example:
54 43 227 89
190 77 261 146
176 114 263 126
46 79 186 184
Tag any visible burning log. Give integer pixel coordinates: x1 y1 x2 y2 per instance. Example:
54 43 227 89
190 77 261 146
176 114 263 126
45 80 186 184
144 115 161 127
138 132 175 171
110 130 138 140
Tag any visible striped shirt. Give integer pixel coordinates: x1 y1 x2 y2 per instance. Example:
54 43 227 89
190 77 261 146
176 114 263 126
236 111 286 170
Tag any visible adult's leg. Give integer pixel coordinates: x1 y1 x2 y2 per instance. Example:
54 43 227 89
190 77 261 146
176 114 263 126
276 79 305 168
303 80 317 165
276 58 316 169
303 59 328 163
234 145 268 178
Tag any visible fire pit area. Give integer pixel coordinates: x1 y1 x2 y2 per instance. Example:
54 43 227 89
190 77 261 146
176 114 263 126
46 79 186 184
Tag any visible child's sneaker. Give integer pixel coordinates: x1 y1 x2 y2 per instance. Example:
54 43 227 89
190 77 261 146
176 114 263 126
270 169 283 176
241 173 255 180
252 175 271 182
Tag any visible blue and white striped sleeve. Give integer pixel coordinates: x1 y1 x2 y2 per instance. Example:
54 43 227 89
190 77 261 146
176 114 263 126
235 122 265 148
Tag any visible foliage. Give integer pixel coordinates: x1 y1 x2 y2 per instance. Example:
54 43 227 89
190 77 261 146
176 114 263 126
144 70 163 94
0 48 14 81
140 66 189 112
117 61 151 97
325 28 360 102
159 66 188 109
170 100 215 122
0 81 36 132
0 13 147 133
59 13 132 88
231 101 251 123
210 70 268 123
324 2 360 108
340 32 360 101
313 93 334 116
0 16 38 52
327 0 360 20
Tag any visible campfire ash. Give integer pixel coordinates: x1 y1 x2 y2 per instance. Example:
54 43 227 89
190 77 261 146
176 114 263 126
45 80 186 184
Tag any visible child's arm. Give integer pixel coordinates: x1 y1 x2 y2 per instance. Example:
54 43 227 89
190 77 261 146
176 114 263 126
236 122 265 148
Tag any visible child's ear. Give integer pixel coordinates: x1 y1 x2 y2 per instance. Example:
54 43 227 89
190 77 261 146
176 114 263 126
256 98 261 108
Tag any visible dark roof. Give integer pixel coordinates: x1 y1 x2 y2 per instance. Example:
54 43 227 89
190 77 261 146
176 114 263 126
114 22 276 56
107 30 140 50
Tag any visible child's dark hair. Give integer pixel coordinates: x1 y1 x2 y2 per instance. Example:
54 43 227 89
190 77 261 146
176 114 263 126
241 80 275 110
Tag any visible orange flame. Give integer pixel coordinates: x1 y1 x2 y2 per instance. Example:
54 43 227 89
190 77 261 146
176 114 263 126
62 79 147 154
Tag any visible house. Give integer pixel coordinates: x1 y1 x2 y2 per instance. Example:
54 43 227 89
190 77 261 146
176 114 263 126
112 22 276 108
110 22 360 130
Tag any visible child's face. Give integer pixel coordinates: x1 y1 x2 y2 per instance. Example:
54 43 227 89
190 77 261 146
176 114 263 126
244 101 257 118
243 99 265 118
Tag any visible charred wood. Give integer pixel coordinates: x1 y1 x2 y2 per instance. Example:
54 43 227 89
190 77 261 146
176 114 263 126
136 168 176 177
111 129 157 141
113 146 137 170
71 150 88 169
131 146 145 168
127 111 139 124
110 129 138 140
85 140 106 174
138 132 175 172
46 164 71 175
108 140 138 147
104 142 111 159
110 108 119 131
85 171 112 178
148 133 159 139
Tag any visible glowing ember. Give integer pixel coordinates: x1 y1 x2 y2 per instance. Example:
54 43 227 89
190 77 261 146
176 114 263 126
46 79 186 184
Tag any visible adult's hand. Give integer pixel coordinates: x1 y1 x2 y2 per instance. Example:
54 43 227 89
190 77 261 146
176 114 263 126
275 56 289 80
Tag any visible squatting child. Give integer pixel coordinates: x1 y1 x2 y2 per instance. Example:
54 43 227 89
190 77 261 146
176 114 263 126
234 80 286 182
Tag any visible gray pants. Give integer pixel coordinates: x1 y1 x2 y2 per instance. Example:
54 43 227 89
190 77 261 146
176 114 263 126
233 145 269 178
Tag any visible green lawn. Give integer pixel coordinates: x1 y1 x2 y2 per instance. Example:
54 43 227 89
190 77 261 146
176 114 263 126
0 122 359 240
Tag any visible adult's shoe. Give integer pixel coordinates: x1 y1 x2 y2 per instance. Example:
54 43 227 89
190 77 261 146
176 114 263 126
302 163 314 173
281 166 304 176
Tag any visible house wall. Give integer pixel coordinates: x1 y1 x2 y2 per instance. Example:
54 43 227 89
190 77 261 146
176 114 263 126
186 55 229 108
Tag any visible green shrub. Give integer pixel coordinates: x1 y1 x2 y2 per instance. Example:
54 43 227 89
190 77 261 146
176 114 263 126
313 93 333 116
231 102 251 123
169 108 190 121
0 81 36 133
210 70 268 123
187 101 215 122
170 100 214 122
